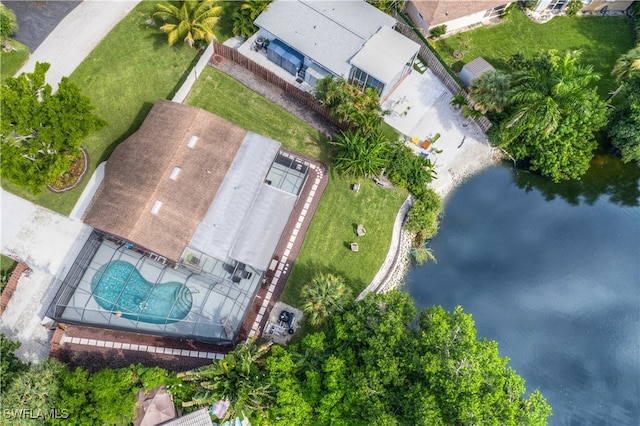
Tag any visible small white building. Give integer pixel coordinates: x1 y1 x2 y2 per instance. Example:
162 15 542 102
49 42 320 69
253 0 420 99
458 57 495 87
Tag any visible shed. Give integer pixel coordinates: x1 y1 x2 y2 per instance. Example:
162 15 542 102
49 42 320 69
458 57 495 87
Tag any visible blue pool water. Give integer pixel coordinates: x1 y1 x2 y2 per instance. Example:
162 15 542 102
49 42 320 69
91 260 192 324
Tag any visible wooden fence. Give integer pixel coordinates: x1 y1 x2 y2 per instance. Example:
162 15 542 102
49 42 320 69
211 43 345 131
393 13 493 133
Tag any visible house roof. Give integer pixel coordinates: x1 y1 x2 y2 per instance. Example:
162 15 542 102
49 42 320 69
350 25 420 84
254 0 395 77
83 99 248 261
134 386 176 426
188 132 296 271
158 408 212 426
410 0 510 26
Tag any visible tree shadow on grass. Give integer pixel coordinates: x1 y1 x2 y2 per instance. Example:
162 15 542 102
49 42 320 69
97 101 154 165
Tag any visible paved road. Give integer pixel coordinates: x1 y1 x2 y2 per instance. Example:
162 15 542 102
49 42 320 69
3 0 81 51
17 0 140 91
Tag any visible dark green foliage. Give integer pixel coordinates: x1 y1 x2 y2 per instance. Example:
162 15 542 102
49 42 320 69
0 4 17 39
0 62 106 194
264 291 552 425
491 51 607 181
366 0 406 14
313 76 384 133
406 188 442 244
331 128 389 177
385 140 435 196
1 359 65 424
300 273 353 327
565 0 583 16
0 334 28 392
429 25 447 38
608 73 640 163
232 0 271 38
180 338 274 421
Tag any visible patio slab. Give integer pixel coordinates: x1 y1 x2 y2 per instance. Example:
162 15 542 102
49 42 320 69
383 70 500 198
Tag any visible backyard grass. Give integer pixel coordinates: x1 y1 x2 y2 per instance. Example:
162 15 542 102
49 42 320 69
1 1 200 214
186 67 332 164
435 7 635 98
186 66 407 307
1 39 30 82
1 254 18 293
281 177 406 307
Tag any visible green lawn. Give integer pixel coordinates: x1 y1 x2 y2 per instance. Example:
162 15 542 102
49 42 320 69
435 7 635 98
2 1 200 214
186 67 333 164
186 67 407 306
1 39 30 82
281 177 406 307
1 254 18 293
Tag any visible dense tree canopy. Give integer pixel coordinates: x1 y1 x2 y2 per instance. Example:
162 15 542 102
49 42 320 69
301 273 353 327
0 62 106 194
264 291 552 425
0 4 18 40
232 0 271 38
608 73 640 163
481 51 607 182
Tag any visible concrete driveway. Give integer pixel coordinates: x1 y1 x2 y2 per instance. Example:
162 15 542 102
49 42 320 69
1 190 93 362
16 0 140 91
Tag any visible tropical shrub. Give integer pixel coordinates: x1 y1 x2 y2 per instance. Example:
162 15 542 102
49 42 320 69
232 0 271 38
331 128 389 177
565 0 583 16
384 139 435 196
300 273 353 327
406 188 442 244
429 25 447 38
0 4 17 40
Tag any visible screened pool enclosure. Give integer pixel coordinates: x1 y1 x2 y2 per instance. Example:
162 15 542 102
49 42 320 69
47 232 263 344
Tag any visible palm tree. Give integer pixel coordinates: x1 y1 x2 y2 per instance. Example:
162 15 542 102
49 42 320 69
154 0 222 47
468 69 511 113
609 46 640 99
505 50 599 140
179 338 273 420
301 273 353 327
331 128 389 178
232 0 271 38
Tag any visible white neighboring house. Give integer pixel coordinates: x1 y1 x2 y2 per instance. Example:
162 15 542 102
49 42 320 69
253 0 420 100
530 0 636 13
405 1 512 36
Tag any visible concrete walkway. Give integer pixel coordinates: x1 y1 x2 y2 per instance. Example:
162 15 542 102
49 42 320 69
0 190 93 362
17 0 140 91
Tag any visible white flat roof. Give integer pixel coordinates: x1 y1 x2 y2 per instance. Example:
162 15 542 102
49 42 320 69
189 132 292 271
350 26 420 84
254 0 395 77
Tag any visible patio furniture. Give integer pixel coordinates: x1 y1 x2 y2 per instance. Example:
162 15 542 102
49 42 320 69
352 183 360 193
351 243 359 252
357 224 366 237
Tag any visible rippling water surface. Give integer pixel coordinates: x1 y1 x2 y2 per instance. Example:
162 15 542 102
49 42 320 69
405 159 640 426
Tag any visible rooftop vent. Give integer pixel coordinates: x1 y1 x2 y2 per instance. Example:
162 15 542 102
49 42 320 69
170 167 181 181
187 135 199 149
151 201 163 214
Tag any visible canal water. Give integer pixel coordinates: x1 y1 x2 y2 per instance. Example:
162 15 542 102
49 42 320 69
404 156 640 425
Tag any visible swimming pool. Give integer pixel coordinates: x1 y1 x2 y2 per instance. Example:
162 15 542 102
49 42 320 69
91 260 192 324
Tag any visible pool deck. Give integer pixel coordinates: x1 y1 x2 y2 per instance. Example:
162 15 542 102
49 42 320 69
50 150 328 369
